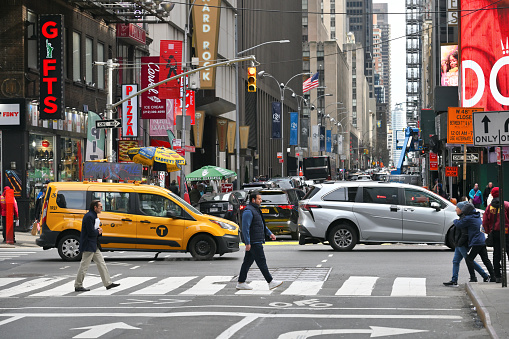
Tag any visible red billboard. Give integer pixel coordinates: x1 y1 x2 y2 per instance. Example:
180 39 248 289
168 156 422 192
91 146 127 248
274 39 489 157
141 56 166 119
460 1 509 110
159 40 182 99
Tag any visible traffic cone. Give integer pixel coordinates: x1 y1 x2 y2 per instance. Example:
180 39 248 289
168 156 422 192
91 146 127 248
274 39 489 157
299 167 303 176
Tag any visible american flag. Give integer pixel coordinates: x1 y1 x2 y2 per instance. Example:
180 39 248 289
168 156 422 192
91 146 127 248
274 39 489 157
303 72 319 92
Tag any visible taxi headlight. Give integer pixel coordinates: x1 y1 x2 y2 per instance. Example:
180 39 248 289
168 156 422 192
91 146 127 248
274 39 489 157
209 219 237 231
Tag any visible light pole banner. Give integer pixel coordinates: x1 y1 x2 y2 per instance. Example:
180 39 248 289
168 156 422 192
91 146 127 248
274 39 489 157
326 130 332 152
240 126 250 149
227 121 236 154
271 102 281 139
217 118 228 152
159 40 182 99
332 133 337 153
311 125 319 152
338 134 344 155
300 117 309 148
289 112 298 145
192 110 206 148
86 111 105 161
320 126 326 151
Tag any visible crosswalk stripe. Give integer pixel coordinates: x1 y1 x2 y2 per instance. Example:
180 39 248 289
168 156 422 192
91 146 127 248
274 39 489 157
391 277 426 297
30 277 103 297
0 277 25 288
130 276 198 295
86 277 155 296
0 277 66 298
281 281 324 295
235 281 273 295
180 276 233 295
335 276 378 296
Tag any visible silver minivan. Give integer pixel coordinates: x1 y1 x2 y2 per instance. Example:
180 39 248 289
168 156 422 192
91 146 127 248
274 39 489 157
298 181 458 251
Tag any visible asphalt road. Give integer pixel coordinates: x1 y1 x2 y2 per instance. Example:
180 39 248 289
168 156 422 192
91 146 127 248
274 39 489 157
0 240 490 338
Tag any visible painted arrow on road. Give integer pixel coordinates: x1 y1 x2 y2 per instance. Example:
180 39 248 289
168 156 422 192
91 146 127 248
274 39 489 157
277 326 427 338
71 322 140 338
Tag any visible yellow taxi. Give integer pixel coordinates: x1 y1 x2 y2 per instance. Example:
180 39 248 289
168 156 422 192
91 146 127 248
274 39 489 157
36 182 240 261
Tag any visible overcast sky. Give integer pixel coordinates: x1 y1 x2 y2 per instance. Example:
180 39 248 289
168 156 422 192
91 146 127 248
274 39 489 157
373 0 405 112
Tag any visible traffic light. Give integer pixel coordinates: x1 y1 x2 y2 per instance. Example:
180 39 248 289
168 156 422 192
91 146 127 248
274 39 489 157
247 67 257 92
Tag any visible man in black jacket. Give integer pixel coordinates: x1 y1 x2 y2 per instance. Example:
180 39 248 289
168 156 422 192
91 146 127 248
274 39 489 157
74 200 120 292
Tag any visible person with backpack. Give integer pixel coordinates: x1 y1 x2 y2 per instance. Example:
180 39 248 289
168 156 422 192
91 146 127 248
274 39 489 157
469 183 483 208
483 187 509 283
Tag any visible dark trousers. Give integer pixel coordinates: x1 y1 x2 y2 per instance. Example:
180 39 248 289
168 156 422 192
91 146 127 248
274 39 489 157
238 243 273 283
492 231 509 278
466 245 495 279
2 216 15 242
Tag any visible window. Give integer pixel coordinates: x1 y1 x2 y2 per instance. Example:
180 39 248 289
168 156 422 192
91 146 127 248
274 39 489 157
56 191 86 209
92 192 130 213
27 11 38 69
73 32 81 82
138 193 184 217
85 37 93 85
97 43 105 89
404 189 442 208
362 187 399 205
323 187 358 202
259 192 290 204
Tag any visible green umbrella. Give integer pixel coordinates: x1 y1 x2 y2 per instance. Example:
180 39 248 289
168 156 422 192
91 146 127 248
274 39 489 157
186 165 237 181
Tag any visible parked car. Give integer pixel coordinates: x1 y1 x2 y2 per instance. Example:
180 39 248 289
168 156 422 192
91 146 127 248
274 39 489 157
242 181 275 191
198 192 242 225
298 181 460 251
247 188 300 239
269 177 299 190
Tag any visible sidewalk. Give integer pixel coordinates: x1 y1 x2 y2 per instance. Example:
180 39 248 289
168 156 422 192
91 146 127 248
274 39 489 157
0 230 40 248
467 281 509 339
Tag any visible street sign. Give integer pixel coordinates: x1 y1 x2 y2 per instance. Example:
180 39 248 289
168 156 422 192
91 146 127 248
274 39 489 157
279 159 284 163
221 183 233 193
95 119 121 129
172 139 181 149
429 152 438 171
452 153 479 163
447 107 483 144
175 149 185 157
340 155 347 160
277 152 282 159
445 166 458 177
473 111 509 146
184 145 195 153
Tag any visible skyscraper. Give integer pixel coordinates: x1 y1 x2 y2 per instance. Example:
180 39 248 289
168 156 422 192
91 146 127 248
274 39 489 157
372 3 391 108
406 0 423 124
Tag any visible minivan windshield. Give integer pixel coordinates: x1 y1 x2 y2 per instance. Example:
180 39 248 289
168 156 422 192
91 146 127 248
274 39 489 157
167 190 203 215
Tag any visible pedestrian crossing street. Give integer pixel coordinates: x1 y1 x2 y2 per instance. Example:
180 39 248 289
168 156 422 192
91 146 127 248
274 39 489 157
0 275 433 298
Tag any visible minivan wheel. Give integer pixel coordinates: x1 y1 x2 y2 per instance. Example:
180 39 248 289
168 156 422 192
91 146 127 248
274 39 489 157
189 234 217 260
328 224 358 251
58 234 82 261
446 228 456 250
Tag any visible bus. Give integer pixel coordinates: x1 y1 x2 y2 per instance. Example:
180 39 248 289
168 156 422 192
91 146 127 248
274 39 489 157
302 156 333 181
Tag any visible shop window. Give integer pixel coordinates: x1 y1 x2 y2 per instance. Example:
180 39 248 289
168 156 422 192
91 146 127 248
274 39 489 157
60 138 82 181
27 11 38 69
56 191 86 209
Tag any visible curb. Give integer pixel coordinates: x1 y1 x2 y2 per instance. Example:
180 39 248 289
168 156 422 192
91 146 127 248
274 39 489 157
465 282 498 339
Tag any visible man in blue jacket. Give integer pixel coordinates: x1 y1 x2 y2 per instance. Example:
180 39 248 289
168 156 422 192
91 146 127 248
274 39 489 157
236 192 283 290
74 200 120 292
454 201 495 282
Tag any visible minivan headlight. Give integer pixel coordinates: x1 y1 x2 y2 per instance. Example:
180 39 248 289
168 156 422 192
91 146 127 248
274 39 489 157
209 219 237 230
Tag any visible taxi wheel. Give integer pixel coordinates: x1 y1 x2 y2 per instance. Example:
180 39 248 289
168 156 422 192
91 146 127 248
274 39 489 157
328 224 357 251
58 234 83 261
190 234 217 260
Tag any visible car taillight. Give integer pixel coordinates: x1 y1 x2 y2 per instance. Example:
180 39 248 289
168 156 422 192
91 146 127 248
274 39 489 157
278 205 294 209
301 204 321 212
240 205 246 210
41 199 49 225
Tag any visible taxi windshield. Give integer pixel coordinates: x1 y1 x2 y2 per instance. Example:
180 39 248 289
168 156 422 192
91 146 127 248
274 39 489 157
167 190 203 215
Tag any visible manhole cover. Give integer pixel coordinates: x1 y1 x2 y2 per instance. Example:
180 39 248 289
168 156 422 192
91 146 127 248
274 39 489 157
232 267 331 282
7 273 44 278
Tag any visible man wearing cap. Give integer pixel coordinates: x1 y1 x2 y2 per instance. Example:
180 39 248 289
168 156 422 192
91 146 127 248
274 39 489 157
454 201 495 282
483 187 509 283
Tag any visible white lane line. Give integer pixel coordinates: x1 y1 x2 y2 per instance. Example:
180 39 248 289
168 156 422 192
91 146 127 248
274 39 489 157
0 277 67 298
235 281 273 295
216 316 259 339
321 260 327 263
0 278 25 288
30 277 103 297
316 264 322 268
130 276 197 295
180 276 233 295
328 254 333 257
336 276 379 296
391 278 426 297
86 277 155 296
130 266 140 270
281 281 324 295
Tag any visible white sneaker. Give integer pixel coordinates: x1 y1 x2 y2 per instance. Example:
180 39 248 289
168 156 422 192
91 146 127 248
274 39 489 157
268 280 283 290
236 282 253 290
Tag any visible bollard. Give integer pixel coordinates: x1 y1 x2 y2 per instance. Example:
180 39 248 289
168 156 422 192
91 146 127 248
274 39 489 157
5 187 14 244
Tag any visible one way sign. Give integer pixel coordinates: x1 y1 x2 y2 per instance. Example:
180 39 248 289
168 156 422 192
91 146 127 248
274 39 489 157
96 119 121 129
473 111 509 146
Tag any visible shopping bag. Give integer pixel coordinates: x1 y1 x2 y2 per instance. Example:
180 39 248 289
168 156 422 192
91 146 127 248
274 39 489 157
31 221 38 235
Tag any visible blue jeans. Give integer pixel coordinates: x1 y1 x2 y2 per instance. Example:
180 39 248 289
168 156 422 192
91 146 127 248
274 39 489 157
452 246 487 282
238 243 273 283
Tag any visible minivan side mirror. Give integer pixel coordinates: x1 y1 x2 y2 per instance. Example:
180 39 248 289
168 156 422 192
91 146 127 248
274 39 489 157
430 202 441 211
166 210 177 218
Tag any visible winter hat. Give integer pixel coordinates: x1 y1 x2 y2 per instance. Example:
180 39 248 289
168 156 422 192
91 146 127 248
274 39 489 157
491 187 500 198
457 201 475 215
456 201 467 211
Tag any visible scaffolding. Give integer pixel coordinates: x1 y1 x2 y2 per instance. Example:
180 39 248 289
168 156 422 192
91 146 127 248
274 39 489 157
405 0 423 124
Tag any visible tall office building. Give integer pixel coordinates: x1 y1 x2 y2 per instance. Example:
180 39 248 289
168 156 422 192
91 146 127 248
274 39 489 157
372 3 391 108
406 0 423 124
346 0 374 99
391 104 407 166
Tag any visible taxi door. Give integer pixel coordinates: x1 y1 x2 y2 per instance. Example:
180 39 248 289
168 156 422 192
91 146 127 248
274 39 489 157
135 192 186 250
88 188 137 249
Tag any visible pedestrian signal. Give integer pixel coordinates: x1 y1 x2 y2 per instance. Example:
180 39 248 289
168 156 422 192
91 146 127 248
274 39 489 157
247 67 257 92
